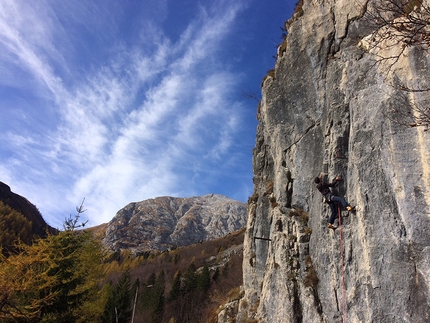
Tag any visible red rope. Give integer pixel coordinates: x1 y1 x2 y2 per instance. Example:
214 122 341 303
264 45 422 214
338 204 346 323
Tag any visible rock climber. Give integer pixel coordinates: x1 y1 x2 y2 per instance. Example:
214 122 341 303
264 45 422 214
314 174 355 230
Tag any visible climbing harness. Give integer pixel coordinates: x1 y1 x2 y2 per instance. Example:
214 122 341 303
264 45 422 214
338 204 346 323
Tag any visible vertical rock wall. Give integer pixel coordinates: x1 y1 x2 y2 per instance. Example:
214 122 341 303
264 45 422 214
236 0 430 322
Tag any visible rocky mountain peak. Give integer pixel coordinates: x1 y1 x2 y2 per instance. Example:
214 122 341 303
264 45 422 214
103 194 247 253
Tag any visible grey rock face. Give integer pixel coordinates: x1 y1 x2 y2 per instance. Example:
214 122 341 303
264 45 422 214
236 1 430 323
103 194 246 253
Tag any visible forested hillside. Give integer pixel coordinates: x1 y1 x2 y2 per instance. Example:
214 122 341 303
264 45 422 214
0 181 57 250
0 209 244 323
107 228 244 322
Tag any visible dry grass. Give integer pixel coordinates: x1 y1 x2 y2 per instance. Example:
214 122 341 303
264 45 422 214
261 70 275 87
304 227 312 235
269 194 278 208
264 181 274 195
303 256 319 290
289 208 309 225
278 38 288 58
248 192 259 204
227 286 243 301
294 0 304 16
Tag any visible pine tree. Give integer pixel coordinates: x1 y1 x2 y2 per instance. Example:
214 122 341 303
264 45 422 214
151 271 165 323
198 264 211 294
212 267 220 282
138 271 166 323
0 201 33 255
183 263 198 294
140 272 156 311
100 283 116 323
0 224 105 322
101 269 133 323
168 271 182 301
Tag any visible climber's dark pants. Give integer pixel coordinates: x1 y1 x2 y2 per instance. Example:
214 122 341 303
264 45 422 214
328 195 348 224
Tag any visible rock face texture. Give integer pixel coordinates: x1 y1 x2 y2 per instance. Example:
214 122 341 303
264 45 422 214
103 194 246 253
234 1 430 323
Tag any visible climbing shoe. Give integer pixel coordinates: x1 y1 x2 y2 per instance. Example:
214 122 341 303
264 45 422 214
328 223 336 230
346 206 355 211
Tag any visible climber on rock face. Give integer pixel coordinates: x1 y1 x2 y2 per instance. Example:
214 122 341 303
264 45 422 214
314 174 355 230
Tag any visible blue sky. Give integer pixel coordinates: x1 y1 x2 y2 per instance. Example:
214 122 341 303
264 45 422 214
0 0 295 228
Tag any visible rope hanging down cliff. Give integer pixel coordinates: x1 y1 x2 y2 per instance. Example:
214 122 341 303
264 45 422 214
314 174 353 322
338 204 346 323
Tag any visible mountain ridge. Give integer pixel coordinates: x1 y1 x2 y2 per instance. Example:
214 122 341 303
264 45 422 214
0 181 57 238
102 193 247 253
0 181 247 256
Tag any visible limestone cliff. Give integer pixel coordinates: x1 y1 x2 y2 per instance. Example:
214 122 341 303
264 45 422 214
233 0 430 322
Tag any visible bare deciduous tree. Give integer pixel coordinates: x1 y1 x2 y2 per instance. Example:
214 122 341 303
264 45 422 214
384 87 430 130
362 0 430 129
364 0 430 69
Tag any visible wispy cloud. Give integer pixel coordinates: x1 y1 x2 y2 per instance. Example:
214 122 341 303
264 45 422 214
0 0 256 227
